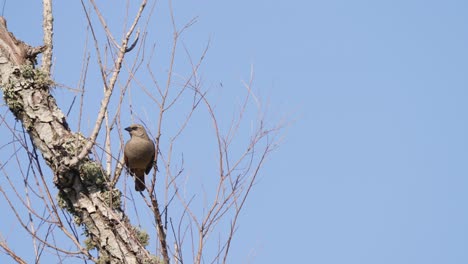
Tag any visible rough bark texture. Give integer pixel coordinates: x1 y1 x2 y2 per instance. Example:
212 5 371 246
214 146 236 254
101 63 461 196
0 17 156 264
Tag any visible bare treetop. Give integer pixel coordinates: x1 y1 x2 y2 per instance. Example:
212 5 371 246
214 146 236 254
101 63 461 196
0 1 283 263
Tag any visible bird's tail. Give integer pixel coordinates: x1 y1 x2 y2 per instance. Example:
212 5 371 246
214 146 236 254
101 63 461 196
135 173 145 192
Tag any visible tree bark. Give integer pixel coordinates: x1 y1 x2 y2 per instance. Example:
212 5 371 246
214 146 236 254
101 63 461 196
0 17 155 264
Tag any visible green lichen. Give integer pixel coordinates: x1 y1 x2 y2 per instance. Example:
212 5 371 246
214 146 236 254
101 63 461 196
20 65 35 79
2 82 23 118
60 134 86 155
95 255 111 264
2 65 54 120
6 99 23 117
18 65 53 88
80 161 105 187
102 189 122 209
134 227 150 247
57 190 74 212
73 215 83 226
143 256 163 264
33 69 53 87
57 189 84 226
84 237 98 251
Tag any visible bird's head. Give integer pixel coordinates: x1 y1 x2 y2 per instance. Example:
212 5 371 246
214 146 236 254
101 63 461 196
125 124 149 138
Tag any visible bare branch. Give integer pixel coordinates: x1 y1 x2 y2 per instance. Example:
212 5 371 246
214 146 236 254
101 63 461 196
70 0 147 167
0 2 285 263
41 0 53 75
0 238 27 264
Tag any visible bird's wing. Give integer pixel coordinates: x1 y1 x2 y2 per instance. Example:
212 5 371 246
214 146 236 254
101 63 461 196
124 152 129 167
145 148 155 175
124 143 130 172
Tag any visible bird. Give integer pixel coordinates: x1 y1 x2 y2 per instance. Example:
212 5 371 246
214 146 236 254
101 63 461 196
124 124 155 191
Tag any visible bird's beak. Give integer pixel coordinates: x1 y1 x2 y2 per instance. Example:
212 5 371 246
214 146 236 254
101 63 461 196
125 127 132 132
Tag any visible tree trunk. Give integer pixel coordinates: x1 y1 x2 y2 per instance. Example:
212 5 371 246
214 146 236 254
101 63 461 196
0 17 154 264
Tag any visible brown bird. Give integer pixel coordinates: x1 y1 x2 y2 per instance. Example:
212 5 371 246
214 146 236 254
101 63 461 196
124 124 155 191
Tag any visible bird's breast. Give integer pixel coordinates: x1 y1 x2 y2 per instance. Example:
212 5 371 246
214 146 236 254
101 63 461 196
124 138 155 168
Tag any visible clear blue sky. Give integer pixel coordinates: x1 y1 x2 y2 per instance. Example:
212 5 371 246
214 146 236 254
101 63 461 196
2 1 468 263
